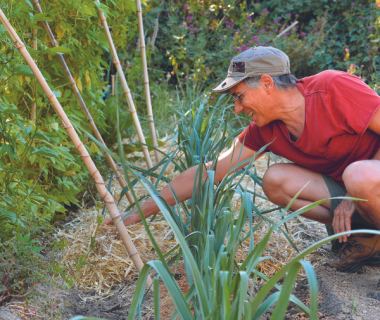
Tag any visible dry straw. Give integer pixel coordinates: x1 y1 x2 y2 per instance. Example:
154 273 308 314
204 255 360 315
0 8 151 286
95 0 154 172
31 0 135 206
136 0 161 164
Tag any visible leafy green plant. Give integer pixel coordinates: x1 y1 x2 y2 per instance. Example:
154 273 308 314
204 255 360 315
175 94 243 170
264 0 379 84
0 0 142 239
138 0 379 94
127 170 373 320
0 101 87 239
0 233 66 302
16 233 44 254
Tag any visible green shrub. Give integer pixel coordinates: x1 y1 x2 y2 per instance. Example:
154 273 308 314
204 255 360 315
0 0 140 238
0 102 88 239
0 233 66 300
263 0 379 85
137 0 379 93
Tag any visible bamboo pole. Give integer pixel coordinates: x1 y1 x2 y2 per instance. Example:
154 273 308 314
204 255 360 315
30 28 37 122
95 0 154 172
0 8 151 287
32 0 134 206
111 74 115 96
136 0 160 164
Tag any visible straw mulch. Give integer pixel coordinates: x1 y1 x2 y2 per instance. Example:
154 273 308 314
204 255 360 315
56 140 328 294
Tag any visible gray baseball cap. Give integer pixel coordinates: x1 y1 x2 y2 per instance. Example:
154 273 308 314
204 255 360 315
213 46 291 93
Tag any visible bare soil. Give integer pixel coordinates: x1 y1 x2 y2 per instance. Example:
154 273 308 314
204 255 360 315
62 283 155 320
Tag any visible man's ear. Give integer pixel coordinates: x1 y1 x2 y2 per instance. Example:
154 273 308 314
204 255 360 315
260 74 274 93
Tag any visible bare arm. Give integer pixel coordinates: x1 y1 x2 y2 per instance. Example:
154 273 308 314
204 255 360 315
104 139 258 226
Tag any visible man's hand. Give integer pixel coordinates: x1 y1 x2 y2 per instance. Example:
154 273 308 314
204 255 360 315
332 193 356 243
103 211 141 227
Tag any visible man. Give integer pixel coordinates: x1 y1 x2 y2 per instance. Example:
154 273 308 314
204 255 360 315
105 46 380 273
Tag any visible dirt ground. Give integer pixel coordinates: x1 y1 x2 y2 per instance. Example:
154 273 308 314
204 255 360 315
3 260 380 320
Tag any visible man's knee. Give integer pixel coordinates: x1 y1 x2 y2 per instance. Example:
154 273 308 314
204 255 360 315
343 160 380 197
262 163 289 202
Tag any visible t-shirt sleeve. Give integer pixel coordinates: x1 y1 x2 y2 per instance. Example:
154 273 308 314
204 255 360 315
329 73 380 135
238 121 267 151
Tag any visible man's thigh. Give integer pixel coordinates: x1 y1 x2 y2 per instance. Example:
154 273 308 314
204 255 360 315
261 163 331 209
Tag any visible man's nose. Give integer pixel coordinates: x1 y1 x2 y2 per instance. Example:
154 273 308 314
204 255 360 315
234 101 244 114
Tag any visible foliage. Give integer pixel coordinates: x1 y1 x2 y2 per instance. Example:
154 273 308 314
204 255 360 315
0 101 88 239
175 94 243 170
0 0 140 239
263 0 380 87
137 0 379 92
128 180 323 320
1 0 379 318
0 232 66 302
0 0 142 300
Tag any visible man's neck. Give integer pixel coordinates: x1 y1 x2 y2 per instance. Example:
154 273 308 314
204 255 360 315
275 87 306 139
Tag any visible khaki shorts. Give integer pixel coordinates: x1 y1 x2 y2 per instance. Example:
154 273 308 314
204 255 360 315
322 174 376 236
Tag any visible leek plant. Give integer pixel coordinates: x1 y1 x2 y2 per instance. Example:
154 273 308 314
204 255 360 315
86 96 373 320
175 94 243 170
125 168 372 320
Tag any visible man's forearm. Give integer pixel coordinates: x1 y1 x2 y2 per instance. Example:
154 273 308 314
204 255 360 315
133 165 207 220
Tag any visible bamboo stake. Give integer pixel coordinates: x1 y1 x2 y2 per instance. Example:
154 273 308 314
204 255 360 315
32 0 134 206
0 8 151 287
136 0 160 164
30 28 37 122
95 0 154 172
111 74 115 96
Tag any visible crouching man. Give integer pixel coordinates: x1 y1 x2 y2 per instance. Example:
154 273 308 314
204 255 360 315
105 46 380 273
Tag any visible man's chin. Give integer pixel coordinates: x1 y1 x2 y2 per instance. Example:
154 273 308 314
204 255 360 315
253 118 265 127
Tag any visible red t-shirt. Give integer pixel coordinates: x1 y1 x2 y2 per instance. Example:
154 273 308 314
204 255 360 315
238 70 380 185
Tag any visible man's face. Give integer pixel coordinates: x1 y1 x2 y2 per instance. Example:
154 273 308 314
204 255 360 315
230 80 271 127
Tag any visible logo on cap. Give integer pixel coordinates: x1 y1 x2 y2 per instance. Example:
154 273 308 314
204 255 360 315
232 61 245 73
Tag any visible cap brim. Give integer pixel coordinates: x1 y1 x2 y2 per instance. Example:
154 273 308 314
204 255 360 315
212 76 247 93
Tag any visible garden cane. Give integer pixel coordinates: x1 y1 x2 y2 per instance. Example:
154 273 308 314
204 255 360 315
0 8 152 287
32 0 135 207
136 0 161 165
95 0 154 174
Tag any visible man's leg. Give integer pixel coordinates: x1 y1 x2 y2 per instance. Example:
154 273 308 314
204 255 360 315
343 160 380 229
261 163 333 225
261 162 380 273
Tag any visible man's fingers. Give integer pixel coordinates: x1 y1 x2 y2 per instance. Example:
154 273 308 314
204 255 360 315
334 211 342 242
339 212 348 242
345 215 352 239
